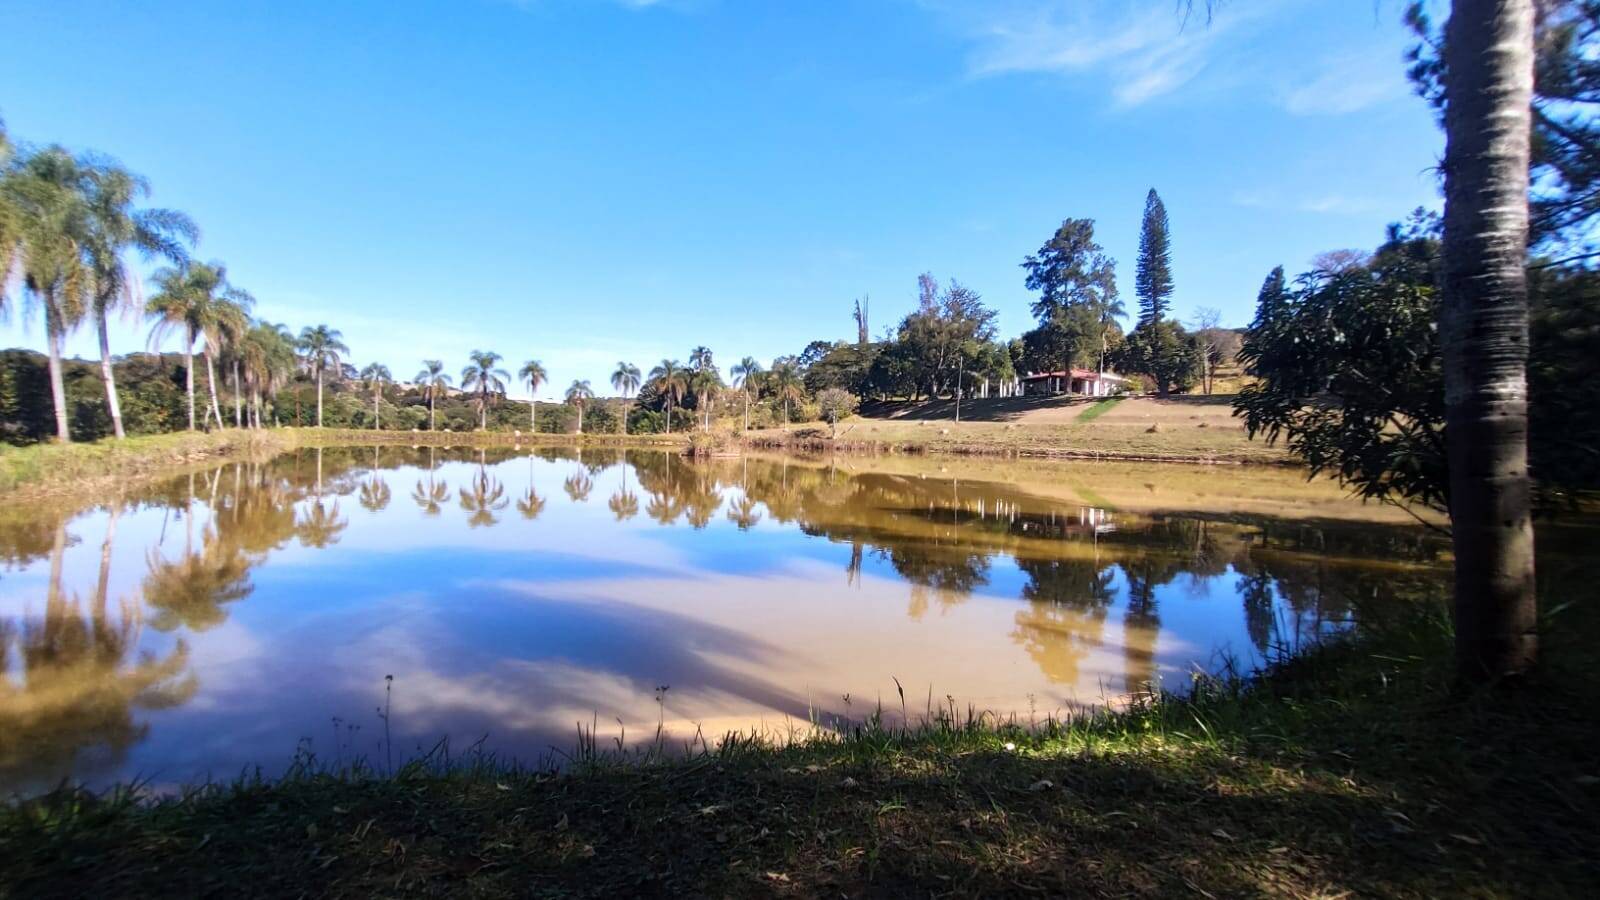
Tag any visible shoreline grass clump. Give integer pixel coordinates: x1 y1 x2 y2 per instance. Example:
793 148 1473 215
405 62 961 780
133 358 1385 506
3 602 1596 899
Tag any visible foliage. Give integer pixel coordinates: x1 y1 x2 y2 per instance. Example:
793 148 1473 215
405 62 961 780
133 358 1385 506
1118 320 1198 397
1135 188 1173 325
1018 218 1123 374
1407 0 1600 255
815 387 859 435
1236 213 1600 507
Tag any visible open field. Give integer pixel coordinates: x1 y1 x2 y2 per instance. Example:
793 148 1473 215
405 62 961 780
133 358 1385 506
752 394 1290 464
3 591 1596 898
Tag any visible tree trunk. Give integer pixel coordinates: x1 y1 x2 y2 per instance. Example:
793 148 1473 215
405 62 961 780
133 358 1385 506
530 398 537 432
743 391 750 431
204 350 224 429
184 330 196 431
577 404 583 434
96 311 126 439
1440 0 1538 683
316 367 325 428
373 389 380 430
44 296 71 444
429 391 436 431
233 361 243 427
666 397 673 434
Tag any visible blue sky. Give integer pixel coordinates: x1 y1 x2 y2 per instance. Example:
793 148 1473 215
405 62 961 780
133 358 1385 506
1 0 1442 399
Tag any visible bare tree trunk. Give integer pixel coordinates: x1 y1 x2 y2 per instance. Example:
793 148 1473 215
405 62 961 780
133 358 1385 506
429 391 436 431
373 388 380 430
530 398 537 431
204 350 224 429
1440 0 1538 683
184 330 196 431
233 360 243 427
96 312 127 439
44 295 71 443
316 367 325 428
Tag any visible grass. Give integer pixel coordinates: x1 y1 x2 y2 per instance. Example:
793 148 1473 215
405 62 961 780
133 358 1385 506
0 430 287 496
3 598 1595 898
1073 396 1123 423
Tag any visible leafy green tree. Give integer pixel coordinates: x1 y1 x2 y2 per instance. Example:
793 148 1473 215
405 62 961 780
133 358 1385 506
1019 219 1122 374
1120 320 1198 397
295 324 348 428
414 360 452 431
611 361 640 434
565 379 594 433
1235 223 1445 510
1135 188 1174 326
359 363 391 429
519 359 548 432
816 387 858 437
460 350 508 430
895 274 997 399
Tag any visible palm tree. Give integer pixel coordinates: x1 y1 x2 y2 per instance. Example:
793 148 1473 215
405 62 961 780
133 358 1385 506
648 359 687 434
0 146 96 442
690 346 718 431
147 262 252 432
565 379 595 434
518 359 548 433
611 361 641 435
296 325 349 428
731 356 762 430
359 363 392 430
563 470 594 503
414 360 451 431
239 322 295 428
81 163 197 438
769 360 804 426
206 295 252 428
460 350 509 430
1438 0 1540 681
516 453 546 519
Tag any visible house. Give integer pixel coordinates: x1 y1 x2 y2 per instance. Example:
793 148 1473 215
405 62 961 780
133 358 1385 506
1017 368 1127 397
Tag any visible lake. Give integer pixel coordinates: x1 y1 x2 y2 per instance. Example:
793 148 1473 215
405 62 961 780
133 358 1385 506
0 445 1457 794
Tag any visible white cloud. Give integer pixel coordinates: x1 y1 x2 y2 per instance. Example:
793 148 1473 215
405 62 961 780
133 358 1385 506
1281 52 1408 115
918 0 1287 107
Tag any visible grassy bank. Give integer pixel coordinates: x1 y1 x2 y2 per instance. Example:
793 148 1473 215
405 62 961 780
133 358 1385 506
3 602 1595 898
0 430 289 497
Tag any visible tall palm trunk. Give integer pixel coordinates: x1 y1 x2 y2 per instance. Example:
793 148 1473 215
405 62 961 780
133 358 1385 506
183 327 196 431
96 309 127 439
428 390 436 431
233 360 243 427
743 391 750 430
204 350 224 429
665 397 673 434
373 387 380 430
43 292 72 443
529 398 537 432
576 404 584 434
479 389 487 430
1440 0 1538 682
316 366 325 428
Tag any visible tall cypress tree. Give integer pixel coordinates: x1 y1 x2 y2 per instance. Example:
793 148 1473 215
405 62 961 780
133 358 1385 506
1135 188 1173 326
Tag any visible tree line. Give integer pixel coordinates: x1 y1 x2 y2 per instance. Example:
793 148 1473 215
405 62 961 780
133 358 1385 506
5 108 1234 445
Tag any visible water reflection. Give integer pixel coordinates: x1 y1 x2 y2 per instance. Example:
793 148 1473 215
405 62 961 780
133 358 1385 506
0 445 1494 792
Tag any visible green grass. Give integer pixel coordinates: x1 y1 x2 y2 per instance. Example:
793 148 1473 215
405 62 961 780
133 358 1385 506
1073 396 1123 423
3 599 1595 898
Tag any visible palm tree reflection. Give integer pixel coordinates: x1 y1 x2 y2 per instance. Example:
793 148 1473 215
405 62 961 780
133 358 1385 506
459 451 509 528
2 516 195 783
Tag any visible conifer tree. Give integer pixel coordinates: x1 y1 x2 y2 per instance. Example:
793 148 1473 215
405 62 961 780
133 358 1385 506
1135 188 1173 326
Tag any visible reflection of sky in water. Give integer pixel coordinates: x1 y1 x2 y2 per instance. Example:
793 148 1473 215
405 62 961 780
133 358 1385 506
0 448 1450 793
